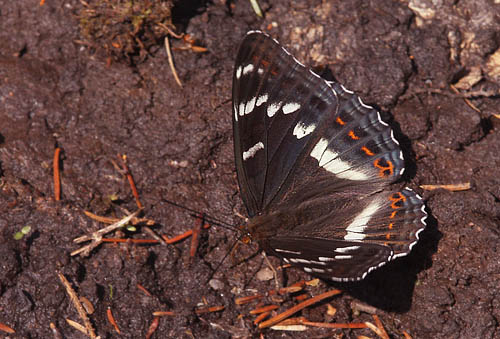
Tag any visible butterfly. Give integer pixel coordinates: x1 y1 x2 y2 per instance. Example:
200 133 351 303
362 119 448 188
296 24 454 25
232 31 427 282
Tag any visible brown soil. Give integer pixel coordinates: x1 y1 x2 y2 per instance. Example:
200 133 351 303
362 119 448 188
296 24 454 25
1 0 499 338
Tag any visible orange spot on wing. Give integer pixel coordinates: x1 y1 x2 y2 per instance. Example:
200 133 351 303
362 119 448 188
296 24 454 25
361 146 375 156
390 210 397 218
336 117 346 125
389 192 407 209
388 223 393 229
374 158 394 177
386 233 391 240
348 130 359 140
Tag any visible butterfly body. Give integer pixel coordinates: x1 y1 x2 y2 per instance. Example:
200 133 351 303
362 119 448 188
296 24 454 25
232 31 427 282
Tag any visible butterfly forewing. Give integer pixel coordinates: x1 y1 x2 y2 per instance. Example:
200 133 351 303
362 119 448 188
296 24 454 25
233 32 338 216
233 31 427 281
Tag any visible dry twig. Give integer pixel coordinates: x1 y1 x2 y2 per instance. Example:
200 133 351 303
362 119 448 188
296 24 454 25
58 273 97 338
71 210 141 257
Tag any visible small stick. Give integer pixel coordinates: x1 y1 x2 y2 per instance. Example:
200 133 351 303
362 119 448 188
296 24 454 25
107 307 120 334
53 147 61 201
65 319 88 335
420 183 471 192
190 216 204 258
258 289 342 329
157 23 183 39
144 226 167 246
118 154 143 209
145 317 160 339
84 210 155 226
72 210 141 257
262 251 280 290
165 37 183 88
450 84 481 113
58 273 97 338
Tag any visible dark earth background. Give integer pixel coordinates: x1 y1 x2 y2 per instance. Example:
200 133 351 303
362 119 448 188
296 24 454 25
1 0 499 338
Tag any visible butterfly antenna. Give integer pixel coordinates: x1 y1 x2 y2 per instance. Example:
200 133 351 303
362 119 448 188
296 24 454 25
205 233 247 283
161 197 240 232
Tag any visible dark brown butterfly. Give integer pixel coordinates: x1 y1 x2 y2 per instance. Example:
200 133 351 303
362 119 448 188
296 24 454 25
232 31 427 282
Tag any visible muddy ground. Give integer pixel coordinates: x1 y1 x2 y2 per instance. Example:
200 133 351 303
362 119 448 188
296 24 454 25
1 0 499 338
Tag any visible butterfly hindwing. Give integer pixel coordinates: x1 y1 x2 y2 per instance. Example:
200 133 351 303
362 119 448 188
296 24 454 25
267 237 392 281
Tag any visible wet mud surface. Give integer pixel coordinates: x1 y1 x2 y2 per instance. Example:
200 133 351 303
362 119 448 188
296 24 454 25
1 0 499 338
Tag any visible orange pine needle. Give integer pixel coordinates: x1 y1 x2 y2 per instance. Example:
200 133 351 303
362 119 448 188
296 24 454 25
153 311 175 316
106 307 120 334
402 330 413 339
258 289 342 329
249 304 279 314
300 319 367 329
53 147 61 200
372 314 390 339
145 317 160 339
0 322 15 334
253 311 271 325
137 283 152 297
39 0 45 6
235 294 264 305
195 305 225 315
162 223 210 244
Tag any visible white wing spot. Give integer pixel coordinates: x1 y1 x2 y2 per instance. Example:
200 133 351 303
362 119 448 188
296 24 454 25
335 246 360 253
344 200 381 240
236 66 242 79
289 258 311 264
282 102 301 114
293 122 316 139
256 94 268 107
267 102 281 117
242 64 254 76
244 96 256 115
334 255 353 260
304 267 312 273
242 142 264 161
318 257 335 262
257 68 264 75
238 102 245 117
310 138 369 180
274 248 301 255
234 103 238 122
